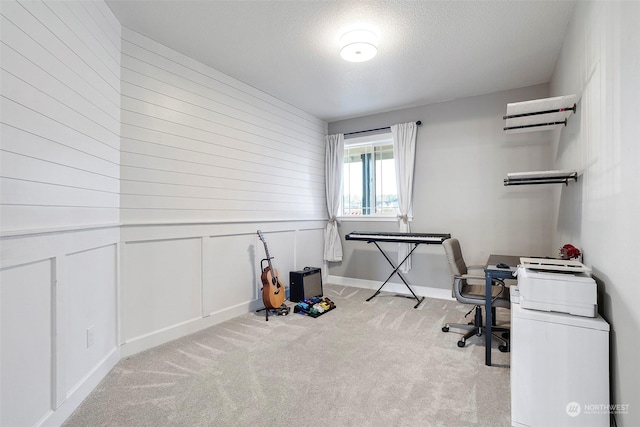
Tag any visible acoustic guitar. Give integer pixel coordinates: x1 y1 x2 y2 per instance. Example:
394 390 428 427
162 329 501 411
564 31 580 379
257 230 286 309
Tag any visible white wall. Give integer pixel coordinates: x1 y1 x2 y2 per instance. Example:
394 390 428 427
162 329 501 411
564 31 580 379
550 2 640 426
328 84 554 295
0 1 121 426
117 29 327 356
1 2 328 426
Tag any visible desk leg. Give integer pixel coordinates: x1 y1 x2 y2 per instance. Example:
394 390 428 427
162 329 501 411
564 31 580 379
485 272 493 366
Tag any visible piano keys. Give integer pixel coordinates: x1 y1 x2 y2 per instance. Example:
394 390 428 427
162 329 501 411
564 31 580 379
345 231 451 244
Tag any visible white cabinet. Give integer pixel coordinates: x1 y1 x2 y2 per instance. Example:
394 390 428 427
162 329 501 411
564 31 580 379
510 302 610 427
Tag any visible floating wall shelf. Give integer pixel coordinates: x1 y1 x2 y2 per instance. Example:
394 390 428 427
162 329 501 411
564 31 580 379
504 170 578 186
503 94 577 133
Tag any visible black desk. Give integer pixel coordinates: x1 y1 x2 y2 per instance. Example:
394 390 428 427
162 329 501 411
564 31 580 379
484 254 520 366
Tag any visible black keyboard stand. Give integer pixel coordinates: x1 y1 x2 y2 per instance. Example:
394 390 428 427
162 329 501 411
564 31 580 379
365 241 425 308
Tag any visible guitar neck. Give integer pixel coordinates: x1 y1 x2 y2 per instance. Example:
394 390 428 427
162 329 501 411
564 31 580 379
258 231 277 281
264 249 275 275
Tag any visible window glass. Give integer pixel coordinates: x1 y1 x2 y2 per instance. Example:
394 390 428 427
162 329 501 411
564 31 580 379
341 133 398 216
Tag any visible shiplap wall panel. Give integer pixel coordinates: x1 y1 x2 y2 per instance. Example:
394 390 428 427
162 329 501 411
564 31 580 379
120 163 323 196
121 31 325 136
0 9 119 124
121 181 322 206
0 73 117 151
2 2 119 111
0 125 119 187
121 82 324 158
121 66 322 144
15 1 119 103
1 46 119 135
119 54 325 156
61 2 120 58
0 0 120 232
120 28 327 223
0 206 120 233
120 97 323 170
0 98 119 166
121 150 321 190
50 2 120 70
121 135 323 182
1 178 119 208
120 99 324 173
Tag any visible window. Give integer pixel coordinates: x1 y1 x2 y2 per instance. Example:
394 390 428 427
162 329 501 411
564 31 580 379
341 133 398 216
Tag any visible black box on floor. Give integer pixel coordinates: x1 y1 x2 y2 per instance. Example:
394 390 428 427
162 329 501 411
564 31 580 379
289 267 322 302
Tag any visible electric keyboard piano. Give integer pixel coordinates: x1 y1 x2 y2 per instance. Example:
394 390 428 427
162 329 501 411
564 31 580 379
345 231 451 308
345 231 450 244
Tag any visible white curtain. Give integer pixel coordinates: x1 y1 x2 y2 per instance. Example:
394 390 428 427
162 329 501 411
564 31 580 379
392 122 418 273
324 133 344 262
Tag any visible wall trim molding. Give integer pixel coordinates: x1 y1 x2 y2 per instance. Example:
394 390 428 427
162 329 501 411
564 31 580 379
326 275 454 301
1 218 328 240
121 218 327 228
0 223 121 239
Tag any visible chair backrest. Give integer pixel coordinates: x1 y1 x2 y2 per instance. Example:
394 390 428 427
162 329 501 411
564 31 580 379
443 238 468 276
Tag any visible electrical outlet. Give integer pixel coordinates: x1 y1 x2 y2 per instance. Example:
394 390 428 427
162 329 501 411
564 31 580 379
86 326 95 348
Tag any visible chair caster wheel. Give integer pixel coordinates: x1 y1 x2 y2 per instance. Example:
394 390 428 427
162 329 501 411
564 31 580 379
442 326 449 332
457 340 465 348
499 344 510 353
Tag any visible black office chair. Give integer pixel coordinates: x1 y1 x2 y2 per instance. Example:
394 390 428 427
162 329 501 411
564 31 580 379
441 238 510 351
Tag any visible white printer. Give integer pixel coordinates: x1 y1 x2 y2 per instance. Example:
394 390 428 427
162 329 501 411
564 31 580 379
516 258 597 317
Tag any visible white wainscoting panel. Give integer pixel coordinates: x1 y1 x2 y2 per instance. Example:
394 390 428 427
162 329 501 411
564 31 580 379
0 228 121 427
203 234 258 314
294 228 325 271
119 221 325 356
63 244 118 397
1 259 53 427
121 238 203 343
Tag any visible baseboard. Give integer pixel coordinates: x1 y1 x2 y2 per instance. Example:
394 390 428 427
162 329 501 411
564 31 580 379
40 347 120 427
326 275 454 301
120 299 262 358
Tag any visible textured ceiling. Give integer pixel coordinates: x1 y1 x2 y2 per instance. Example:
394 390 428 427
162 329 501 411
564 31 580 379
106 0 576 122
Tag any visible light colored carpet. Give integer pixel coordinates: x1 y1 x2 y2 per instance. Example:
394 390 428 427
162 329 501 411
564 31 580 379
64 284 511 427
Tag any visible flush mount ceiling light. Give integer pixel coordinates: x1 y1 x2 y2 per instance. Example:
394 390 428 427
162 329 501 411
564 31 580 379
339 29 378 62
